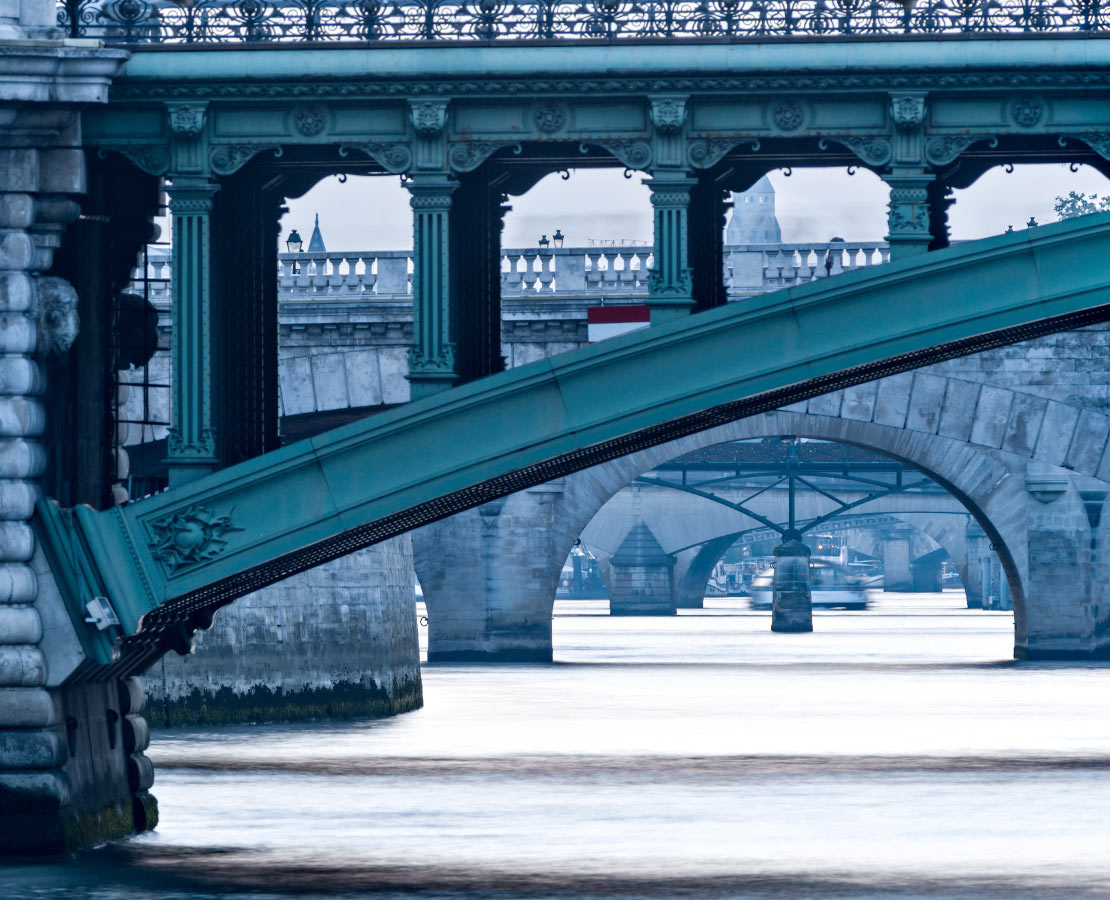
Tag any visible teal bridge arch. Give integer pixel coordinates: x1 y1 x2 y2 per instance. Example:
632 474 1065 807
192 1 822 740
36 213 1110 675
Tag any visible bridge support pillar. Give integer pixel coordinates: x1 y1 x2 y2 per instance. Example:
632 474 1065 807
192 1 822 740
407 176 460 401
883 172 934 262
166 178 222 485
1017 469 1105 658
645 174 695 324
881 525 914 592
964 522 988 609
0 29 149 853
688 179 729 313
413 485 569 662
609 522 676 615
772 536 812 633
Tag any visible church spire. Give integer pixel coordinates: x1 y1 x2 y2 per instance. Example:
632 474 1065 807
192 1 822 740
307 212 326 253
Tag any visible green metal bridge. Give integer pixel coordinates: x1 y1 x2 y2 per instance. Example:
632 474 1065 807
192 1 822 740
38 212 1110 676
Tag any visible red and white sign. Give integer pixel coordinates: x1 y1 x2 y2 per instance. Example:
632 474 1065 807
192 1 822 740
587 305 651 343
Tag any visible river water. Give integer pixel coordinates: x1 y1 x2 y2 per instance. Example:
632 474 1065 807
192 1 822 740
8 592 1110 899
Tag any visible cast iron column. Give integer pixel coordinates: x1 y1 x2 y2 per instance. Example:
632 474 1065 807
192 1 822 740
407 176 459 400
688 178 729 313
166 178 220 485
645 175 695 323
883 173 934 262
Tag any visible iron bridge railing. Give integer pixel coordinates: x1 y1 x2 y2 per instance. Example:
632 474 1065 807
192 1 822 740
58 0 1110 45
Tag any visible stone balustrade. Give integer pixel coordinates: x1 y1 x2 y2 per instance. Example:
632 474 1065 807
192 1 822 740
134 239 890 304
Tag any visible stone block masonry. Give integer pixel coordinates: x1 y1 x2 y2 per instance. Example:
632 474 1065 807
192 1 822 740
147 535 422 727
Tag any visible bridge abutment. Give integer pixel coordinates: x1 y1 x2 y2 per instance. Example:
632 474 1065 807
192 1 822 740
0 32 136 854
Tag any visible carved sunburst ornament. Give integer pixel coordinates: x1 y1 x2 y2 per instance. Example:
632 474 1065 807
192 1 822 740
148 505 243 573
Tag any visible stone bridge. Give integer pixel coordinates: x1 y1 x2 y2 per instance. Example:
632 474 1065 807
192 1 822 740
9 0 1110 854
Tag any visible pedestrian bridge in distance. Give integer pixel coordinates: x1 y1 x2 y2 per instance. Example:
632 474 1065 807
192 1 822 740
36 213 1110 677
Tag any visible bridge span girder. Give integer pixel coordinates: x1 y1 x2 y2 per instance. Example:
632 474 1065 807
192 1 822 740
82 34 1110 451
34 212 1110 675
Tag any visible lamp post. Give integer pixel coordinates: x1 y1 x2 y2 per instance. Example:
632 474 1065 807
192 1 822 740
553 228 564 248
538 234 549 249
286 229 304 274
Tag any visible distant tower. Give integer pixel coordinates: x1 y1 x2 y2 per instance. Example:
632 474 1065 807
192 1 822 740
726 175 782 244
307 212 326 252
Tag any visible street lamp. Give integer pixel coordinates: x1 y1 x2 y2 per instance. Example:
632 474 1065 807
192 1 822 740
538 234 549 249
553 228 565 248
286 229 304 274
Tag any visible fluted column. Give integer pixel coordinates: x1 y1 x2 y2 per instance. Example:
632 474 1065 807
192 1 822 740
407 176 459 400
645 175 695 323
166 179 220 484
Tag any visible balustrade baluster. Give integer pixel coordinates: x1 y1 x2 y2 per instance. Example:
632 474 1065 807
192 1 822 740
585 252 602 291
537 252 555 292
617 251 636 289
502 252 524 293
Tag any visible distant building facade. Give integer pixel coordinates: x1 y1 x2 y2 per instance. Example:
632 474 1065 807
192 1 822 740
727 175 782 244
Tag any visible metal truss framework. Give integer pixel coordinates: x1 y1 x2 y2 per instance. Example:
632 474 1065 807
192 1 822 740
635 438 937 539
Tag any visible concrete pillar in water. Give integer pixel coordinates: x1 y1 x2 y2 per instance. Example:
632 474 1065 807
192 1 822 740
964 522 987 609
609 522 676 616
772 536 812 633
881 526 914 592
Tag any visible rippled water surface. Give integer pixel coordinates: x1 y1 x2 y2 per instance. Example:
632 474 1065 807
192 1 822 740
8 593 1110 899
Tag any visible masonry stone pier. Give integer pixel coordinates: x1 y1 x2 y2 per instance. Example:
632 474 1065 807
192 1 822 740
148 535 421 726
772 536 813 633
881 525 916 592
608 522 677 616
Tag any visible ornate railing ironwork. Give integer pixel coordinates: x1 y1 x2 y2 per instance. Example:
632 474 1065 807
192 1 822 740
58 0 1110 44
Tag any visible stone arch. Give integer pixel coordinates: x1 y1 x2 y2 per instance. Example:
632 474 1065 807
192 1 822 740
415 407 1101 661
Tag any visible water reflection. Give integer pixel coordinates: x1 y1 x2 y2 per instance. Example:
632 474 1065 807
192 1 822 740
7 593 1110 900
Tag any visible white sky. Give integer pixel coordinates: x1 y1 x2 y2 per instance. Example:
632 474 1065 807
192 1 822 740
272 162 1110 252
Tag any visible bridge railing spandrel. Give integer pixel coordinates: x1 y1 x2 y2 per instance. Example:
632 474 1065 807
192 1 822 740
59 0 1110 44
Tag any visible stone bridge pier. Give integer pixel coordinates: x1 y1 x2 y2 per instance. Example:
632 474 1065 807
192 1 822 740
0 16 145 854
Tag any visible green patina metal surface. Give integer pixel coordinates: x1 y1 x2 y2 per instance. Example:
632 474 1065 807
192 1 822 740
33 213 1110 673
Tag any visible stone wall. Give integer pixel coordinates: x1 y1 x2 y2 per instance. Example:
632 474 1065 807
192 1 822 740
146 534 422 726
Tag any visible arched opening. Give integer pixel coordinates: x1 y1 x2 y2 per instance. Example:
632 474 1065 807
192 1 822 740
948 162 1110 239
560 436 1016 631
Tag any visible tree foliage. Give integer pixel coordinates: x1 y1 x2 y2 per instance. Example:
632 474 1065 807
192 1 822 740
1054 191 1110 220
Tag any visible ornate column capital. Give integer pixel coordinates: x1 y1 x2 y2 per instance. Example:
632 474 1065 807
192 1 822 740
409 99 448 136
166 102 208 140
649 95 688 135
889 92 928 167
648 95 690 170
